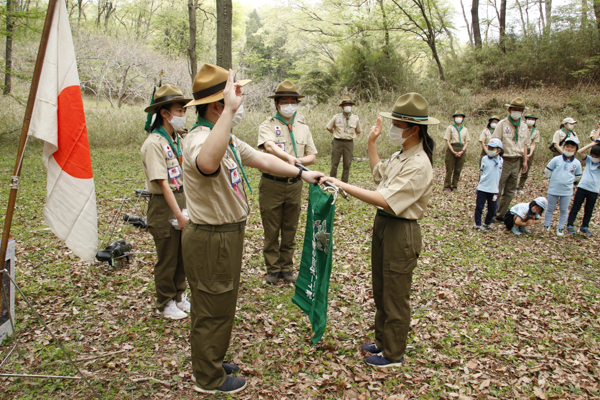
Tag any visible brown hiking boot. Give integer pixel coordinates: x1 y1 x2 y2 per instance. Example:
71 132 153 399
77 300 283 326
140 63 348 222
263 272 280 285
282 271 296 283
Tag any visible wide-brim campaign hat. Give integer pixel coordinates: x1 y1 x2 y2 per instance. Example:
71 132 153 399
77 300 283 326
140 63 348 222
489 115 501 121
339 97 355 106
268 80 305 99
452 111 466 117
144 84 192 113
504 97 528 109
185 64 251 108
380 93 440 125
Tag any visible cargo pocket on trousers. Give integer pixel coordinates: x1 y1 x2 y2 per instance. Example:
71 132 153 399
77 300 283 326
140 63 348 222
196 279 234 317
388 257 418 296
148 228 171 240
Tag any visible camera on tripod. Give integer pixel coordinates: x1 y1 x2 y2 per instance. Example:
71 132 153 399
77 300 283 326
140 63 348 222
123 214 147 229
95 239 132 267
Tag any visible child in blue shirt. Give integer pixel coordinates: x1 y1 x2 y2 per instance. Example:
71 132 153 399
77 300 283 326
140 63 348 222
504 197 548 235
543 137 583 236
474 138 503 232
567 141 600 236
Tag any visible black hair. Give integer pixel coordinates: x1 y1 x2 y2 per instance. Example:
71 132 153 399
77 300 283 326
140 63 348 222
591 144 600 157
487 120 498 130
407 123 434 165
195 99 224 118
529 201 545 216
149 102 186 133
274 97 300 105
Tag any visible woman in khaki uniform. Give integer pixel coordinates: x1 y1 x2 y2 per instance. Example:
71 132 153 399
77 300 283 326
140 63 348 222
517 114 540 194
140 85 191 320
321 93 438 367
479 115 500 162
443 111 469 192
550 117 579 157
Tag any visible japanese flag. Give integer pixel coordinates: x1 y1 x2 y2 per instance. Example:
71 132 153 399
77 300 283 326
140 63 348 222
27 0 97 262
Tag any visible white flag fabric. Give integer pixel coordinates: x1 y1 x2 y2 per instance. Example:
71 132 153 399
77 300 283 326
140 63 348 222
28 0 97 262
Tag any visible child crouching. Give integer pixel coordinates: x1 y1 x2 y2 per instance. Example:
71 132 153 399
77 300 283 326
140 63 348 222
504 197 548 235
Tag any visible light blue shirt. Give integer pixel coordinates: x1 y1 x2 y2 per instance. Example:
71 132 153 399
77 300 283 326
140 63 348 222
477 155 503 193
510 202 541 220
546 155 582 196
578 155 600 194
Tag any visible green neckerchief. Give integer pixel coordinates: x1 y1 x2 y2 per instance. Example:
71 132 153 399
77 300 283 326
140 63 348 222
344 112 352 134
508 116 521 143
530 125 537 138
560 127 571 140
452 122 464 145
273 111 298 157
191 116 252 194
154 126 181 160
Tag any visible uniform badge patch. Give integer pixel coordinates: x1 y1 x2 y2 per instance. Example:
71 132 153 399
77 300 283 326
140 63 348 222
164 144 174 159
275 126 282 136
505 127 510 134
276 143 285 151
337 119 343 124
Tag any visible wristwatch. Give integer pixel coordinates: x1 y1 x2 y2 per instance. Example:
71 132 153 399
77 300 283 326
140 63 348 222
296 167 303 180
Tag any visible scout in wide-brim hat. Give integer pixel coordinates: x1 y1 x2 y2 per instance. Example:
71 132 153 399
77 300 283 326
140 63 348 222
452 111 466 118
339 97 355 107
267 80 305 99
144 84 192 113
504 97 528 109
524 114 539 119
380 93 440 125
489 115 501 121
185 64 251 108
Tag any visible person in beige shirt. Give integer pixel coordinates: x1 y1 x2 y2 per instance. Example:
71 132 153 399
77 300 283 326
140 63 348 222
517 114 540 193
257 80 318 285
479 115 500 161
443 111 469 191
321 92 438 368
551 117 580 157
326 97 361 182
140 84 191 321
491 97 531 222
181 65 323 395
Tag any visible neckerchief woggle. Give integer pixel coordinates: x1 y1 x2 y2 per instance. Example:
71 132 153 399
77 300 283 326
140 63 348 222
508 116 521 143
273 111 299 157
452 122 464 145
154 126 182 190
192 116 253 196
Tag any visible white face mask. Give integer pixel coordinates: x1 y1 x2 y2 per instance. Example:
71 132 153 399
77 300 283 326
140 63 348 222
279 103 298 118
343 106 352 114
526 119 536 127
166 111 186 132
488 149 498 157
566 123 575 131
590 156 600 163
563 151 574 157
454 117 463 124
389 125 410 146
490 122 498 129
510 111 522 120
231 105 244 128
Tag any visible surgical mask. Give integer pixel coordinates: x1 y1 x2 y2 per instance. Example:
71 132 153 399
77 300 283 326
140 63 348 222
343 106 352 114
490 122 498 129
166 112 186 132
279 103 298 118
231 105 244 128
526 119 536 127
454 117 463 124
566 123 575 131
510 111 522 120
590 156 600 163
563 151 574 157
488 149 497 157
389 125 409 146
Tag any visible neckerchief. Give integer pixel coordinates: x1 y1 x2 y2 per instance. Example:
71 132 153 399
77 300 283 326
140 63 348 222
530 125 537 138
560 127 571 140
192 116 253 194
154 126 182 165
344 112 352 134
452 123 464 145
508 116 521 143
273 111 298 157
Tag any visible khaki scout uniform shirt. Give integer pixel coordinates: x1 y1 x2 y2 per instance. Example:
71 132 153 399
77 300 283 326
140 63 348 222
444 125 470 145
141 132 184 194
491 118 531 158
528 127 541 144
372 142 433 220
326 113 361 140
182 126 258 225
552 129 579 145
479 128 493 145
257 112 318 177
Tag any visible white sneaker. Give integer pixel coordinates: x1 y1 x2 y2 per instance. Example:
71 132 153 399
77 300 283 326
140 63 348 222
517 190 524 194
158 300 188 320
556 228 564 237
177 294 191 313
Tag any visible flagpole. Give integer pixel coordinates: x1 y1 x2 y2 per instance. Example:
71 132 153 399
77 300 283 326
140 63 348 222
0 0 59 303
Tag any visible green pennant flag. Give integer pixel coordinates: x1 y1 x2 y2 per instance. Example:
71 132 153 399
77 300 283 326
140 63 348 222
292 184 336 345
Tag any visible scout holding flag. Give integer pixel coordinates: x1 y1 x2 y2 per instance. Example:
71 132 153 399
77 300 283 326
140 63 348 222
443 111 469 192
257 80 318 285
326 97 361 183
492 97 531 223
181 65 323 394
140 85 191 320
321 93 438 367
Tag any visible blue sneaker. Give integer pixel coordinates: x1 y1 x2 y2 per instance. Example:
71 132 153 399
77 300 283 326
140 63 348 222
361 343 383 354
365 353 404 368
567 226 577 235
580 227 593 237
511 227 521 235
518 226 530 234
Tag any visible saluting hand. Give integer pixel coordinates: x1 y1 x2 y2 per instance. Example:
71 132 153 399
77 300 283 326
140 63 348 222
368 117 383 142
223 69 243 113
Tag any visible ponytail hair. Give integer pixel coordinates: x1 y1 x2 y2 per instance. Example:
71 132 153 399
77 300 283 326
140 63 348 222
149 106 165 133
407 123 435 165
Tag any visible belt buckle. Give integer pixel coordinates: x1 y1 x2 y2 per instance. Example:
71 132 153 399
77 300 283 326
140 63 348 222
287 177 295 184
